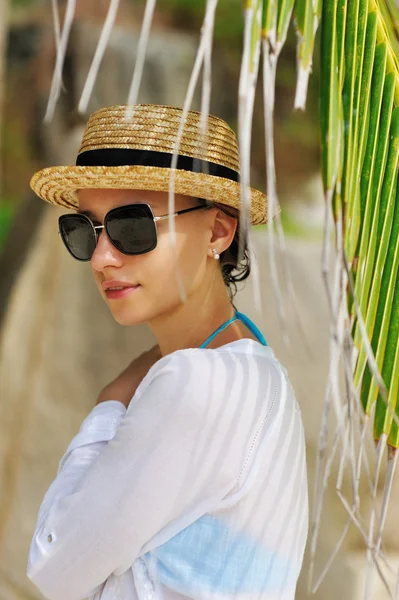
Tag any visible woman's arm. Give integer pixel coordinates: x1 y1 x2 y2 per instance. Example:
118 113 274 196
95 344 162 408
26 350 244 600
27 400 127 600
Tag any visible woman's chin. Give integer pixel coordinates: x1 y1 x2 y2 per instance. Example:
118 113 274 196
109 308 145 327
104 292 175 326
104 301 146 327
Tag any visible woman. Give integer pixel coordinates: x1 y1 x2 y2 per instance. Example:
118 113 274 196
27 104 308 600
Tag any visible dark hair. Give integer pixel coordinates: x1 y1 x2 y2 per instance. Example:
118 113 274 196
195 198 251 306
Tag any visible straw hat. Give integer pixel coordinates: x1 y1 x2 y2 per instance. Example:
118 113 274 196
30 104 272 225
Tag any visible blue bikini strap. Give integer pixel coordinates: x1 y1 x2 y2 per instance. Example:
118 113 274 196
235 310 267 346
199 310 267 348
199 314 239 349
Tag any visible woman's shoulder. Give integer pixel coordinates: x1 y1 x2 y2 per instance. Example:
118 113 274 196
145 338 279 374
134 339 288 407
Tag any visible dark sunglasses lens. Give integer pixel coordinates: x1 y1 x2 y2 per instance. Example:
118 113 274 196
59 216 96 261
106 205 156 254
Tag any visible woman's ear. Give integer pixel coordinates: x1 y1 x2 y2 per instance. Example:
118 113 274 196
209 209 238 254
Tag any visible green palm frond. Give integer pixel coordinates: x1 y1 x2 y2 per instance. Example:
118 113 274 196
321 0 399 447
248 0 399 449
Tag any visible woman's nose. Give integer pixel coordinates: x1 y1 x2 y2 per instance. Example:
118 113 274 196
90 229 124 271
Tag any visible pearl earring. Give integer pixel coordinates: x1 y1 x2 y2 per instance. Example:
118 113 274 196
211 248 220 260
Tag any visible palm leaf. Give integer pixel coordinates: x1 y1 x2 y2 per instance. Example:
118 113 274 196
286 0 399 442
252 0 399 450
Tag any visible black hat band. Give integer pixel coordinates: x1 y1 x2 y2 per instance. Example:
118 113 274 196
76 148 240 183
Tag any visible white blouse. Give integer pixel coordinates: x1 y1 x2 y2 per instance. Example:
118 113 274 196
27 339 308 600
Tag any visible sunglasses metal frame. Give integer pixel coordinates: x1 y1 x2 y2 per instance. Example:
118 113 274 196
58 201 213 261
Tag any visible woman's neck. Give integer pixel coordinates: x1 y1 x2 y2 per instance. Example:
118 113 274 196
148 284 236 357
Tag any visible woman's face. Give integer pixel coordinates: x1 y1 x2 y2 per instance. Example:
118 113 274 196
78 188 221 326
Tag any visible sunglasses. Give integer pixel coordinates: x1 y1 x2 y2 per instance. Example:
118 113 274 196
58 202 211 261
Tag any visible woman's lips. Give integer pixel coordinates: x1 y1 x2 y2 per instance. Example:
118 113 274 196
104 284 141 300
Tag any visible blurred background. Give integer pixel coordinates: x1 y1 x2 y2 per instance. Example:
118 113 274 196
1 1 398 599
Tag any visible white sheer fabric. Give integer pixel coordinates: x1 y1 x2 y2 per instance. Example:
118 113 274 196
27 339 308 600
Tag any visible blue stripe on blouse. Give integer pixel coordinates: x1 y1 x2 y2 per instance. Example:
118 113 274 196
143 514 295 595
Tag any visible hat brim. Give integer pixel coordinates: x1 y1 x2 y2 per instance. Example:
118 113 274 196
30 165 277 225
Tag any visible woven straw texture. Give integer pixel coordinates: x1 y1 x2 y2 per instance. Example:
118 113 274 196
30 105 273 225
